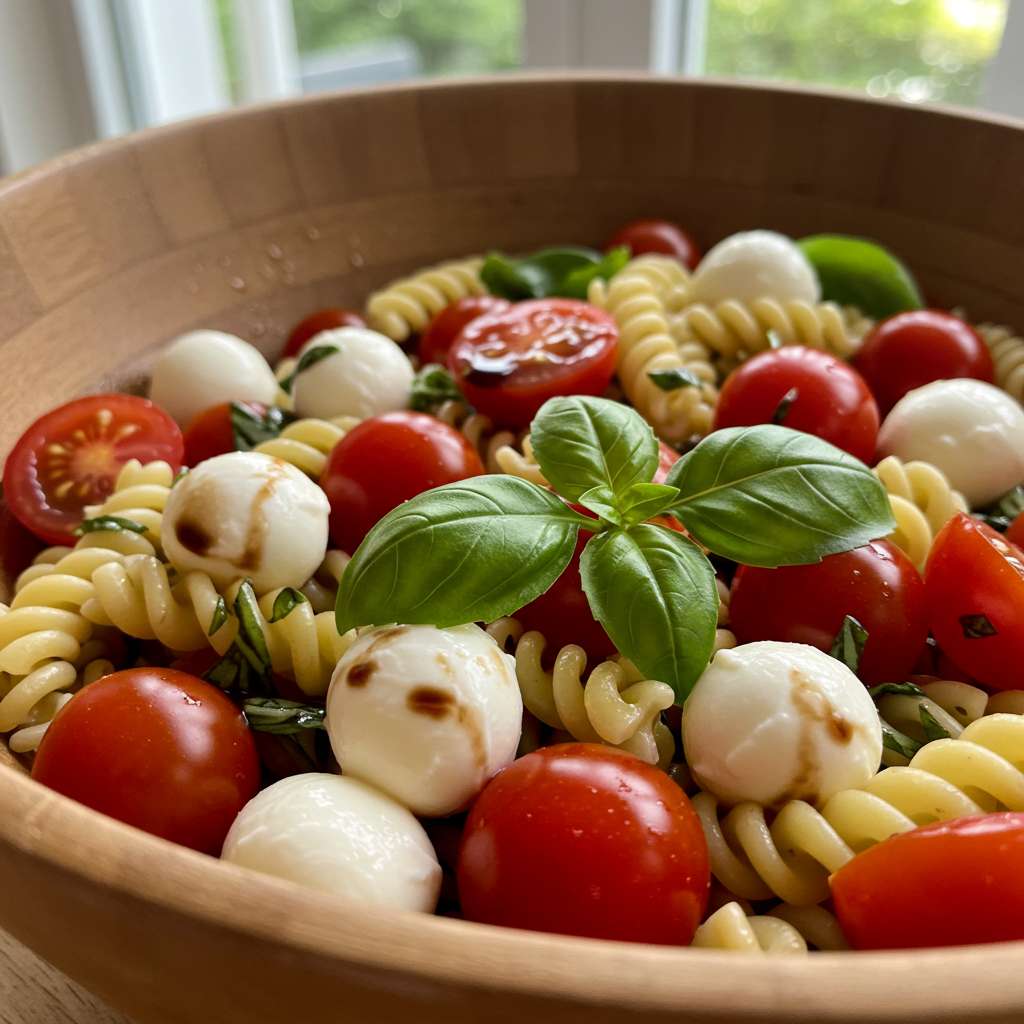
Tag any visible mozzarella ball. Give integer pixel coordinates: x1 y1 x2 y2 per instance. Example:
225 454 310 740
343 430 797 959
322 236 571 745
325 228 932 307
162 451 328 591
222 774 441 912
149 330 278 426
682 641 882 808
327 623 522 817
292 327 414 421
877 379 1024 507
691 230 820 306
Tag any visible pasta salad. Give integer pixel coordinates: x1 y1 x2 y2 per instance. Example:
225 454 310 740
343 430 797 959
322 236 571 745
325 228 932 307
4 220 1024 955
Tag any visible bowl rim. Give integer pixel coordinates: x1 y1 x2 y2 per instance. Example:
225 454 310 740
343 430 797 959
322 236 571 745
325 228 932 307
3 73 1024 1020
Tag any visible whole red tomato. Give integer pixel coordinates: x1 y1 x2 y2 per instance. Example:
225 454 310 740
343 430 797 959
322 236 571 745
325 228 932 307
32 668 259 854
924 514 1024 690
283 308 366 358
714 347 880 463
320 411 485 553
458 744 709 944
606 219 701 270
419 296 510 366
730 539 928 685
832 813 1024 949
854 310 994 414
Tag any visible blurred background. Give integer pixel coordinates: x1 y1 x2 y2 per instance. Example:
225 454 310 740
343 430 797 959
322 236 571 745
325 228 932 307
0 0 1020 174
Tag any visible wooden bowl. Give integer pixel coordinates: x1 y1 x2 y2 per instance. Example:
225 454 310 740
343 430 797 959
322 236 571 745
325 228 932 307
2 75 1024 1024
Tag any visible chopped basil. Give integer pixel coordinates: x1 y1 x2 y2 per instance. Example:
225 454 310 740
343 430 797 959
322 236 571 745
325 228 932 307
270 587 308 623
648 368 704 392
979 484 1024 532
410 363 462 413
771 387 799 425
172 467 189 487
481 246 627 301
829 615 868 674
280 344 340 393
230 402 293 450
881 721 921 760
243 697 326 734
868 681 925 700
766 329 784 350
74 515 147 536
203 580 272 694
960 613 997 639
919 705 951 743
208 596 228 636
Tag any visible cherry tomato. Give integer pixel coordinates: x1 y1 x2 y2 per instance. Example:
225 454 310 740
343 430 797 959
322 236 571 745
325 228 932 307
448 299 618 428
321 411 485 553
854 310 994 414
182 401 269 466
458 744 709 943
1007 510 1024 550
4 395 184 546
714 348 880 463
605 219 701 270
832 813 1024 949
655 440 680 483
730 539 928 685
32 668 259 854
924 514 1024 691
283 308 366 358
419 296 511 366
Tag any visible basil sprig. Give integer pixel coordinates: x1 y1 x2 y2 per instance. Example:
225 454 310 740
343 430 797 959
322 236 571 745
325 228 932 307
410 363 462 413
337 397 895 702
481 246 629 301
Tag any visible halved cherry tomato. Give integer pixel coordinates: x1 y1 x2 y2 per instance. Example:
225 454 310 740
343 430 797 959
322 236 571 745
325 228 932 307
1007 510 1024 550
3 395 184 545
182 401 268 466
458 743 709 944
714 348 880 463
419 296 510 366
283 308 366 358
854 310 994 414
606 219 701 270
32 668 259 854
832 813 1024 949
730 539 928 685
320 411 485 554
925 513 1024 690
448 299 618 428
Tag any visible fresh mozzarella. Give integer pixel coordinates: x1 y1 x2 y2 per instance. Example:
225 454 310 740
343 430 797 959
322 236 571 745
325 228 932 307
682 641 882 807
149 329 278 426
327 623 522 817
690 230 820 306
877 379 1024 507
161 451 328 592
221 774 441 912
291 327 414 420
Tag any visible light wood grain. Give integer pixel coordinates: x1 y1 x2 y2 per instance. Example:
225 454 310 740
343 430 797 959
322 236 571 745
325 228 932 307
1 75 1024 1024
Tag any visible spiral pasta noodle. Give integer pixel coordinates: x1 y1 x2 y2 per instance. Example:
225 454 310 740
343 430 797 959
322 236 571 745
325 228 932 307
589 259 717 443
432 400 547 482
975 321 1024 402
300 549 351 613
693 714 1024 906
872 456 967 570
81 459 175 555
253 416 359 477
366 256 485 341
693 901 845 953
486 617 676 767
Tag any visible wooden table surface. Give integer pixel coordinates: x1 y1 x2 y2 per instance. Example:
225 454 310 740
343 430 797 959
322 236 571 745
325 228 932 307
0 929 128 1024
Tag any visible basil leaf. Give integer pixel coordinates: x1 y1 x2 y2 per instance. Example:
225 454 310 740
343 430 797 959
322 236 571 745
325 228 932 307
868 681 925 699
980 484 1024 532
230 402 292 450
798 234 923 319
881 720 921 760
772 387 799 425
919 705 951 743
578 485 624 526
243 697 326 735
829 615 868 674
666 425 895 566
75 515 147 536
766 329 784 350
234 580 271 674
561 246 630 299
270 587 308 622
208 596 228 636
336 476 591 633
649 368 704 392
172 467 189 487
280 343 339 393
579 524 718 702
960 613 997 639
620 482 680 526
530 396 659 502
410 363 462 413
481 246 605 301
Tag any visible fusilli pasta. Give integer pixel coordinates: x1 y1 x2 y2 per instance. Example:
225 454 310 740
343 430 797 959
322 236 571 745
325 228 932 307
976 321 1024 403
693 901 808 954
253 416 359 477
433 400 546 482
82 459 175 555
694 714 1024 906
366 256 485 342
873 456 967 570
